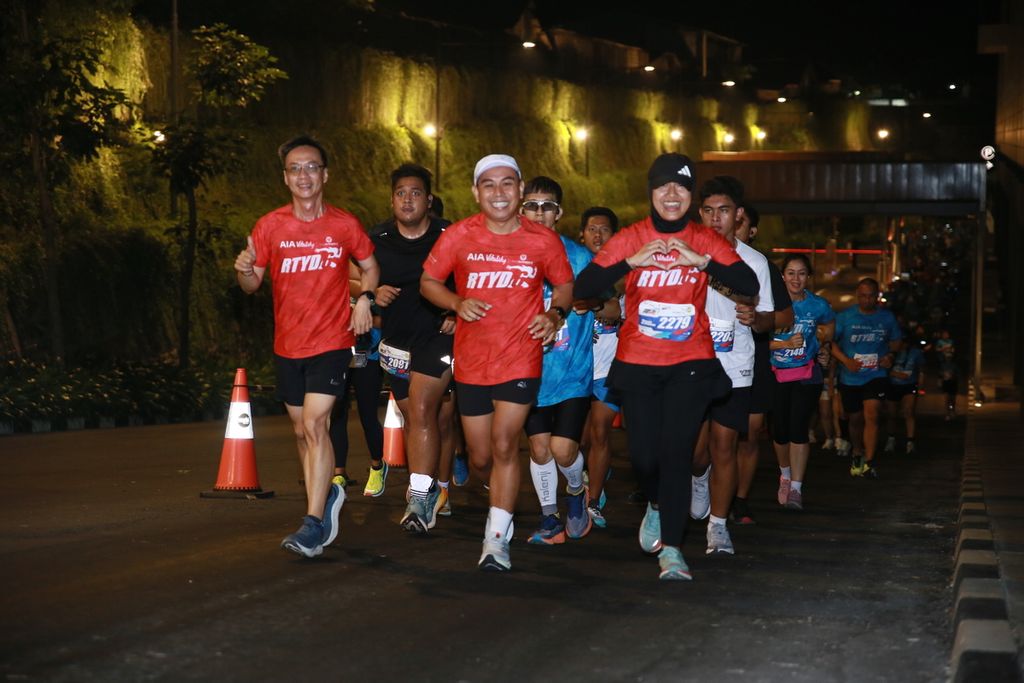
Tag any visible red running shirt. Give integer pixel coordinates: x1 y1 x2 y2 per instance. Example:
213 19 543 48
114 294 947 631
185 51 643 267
423 213 573 385
592 217 741 366
251 204 374 358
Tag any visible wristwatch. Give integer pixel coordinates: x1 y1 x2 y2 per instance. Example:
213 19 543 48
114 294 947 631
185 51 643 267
550 305 568 320
357 290 376 304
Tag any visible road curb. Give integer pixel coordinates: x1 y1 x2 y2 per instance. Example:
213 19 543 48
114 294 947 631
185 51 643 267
950 455 1022 682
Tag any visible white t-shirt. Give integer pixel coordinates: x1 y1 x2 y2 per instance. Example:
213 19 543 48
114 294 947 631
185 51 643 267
704 240 774 388
592 294 625 380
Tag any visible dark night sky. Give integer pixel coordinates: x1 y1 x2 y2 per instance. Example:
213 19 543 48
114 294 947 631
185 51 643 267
378 0 993 96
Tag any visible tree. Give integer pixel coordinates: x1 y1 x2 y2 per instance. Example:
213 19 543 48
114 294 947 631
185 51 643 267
153 24 286 368
0 2 134 363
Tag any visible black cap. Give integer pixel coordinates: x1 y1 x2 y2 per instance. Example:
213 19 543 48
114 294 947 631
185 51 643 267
647 153 695 193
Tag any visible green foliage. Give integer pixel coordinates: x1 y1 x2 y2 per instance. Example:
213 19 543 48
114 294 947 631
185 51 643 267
152 123 246 194
190 24 288 109
0 358 236 424
0 20 135 179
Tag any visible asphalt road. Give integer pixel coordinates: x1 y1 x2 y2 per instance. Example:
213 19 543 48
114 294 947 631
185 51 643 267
1 406 961 682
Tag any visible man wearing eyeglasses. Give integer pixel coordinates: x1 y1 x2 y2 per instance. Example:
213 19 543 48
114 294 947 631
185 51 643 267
517 176 596 546
234 135 380 558
420 155 574 571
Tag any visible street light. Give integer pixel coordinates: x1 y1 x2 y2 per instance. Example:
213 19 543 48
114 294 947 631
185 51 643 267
722 80 736 87
777 96 787 103
922 112 932 119
755 129 767 141
723 132 735 146
877 128 890 140
643 65 655 72
575 127 589 177
670 129 682 141
522 41 536 49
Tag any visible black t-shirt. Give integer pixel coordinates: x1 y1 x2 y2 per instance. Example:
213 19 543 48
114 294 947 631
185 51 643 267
753 258 793 378
371 216 451 348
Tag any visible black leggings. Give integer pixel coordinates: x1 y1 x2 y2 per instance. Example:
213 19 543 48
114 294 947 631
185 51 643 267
771 380 821 445
614 359 726 547
330 362 384 467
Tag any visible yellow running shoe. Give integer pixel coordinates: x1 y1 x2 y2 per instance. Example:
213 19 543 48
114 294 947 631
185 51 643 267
363 462 388 497
438 486 452 517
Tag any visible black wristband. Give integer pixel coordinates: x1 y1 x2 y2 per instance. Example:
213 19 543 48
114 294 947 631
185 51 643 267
551 306 568 320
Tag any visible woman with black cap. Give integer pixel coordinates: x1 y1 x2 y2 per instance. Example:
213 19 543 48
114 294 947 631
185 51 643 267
573 153 758 580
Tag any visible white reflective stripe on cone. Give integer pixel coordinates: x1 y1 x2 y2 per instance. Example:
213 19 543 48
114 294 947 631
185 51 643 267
224 401 254 439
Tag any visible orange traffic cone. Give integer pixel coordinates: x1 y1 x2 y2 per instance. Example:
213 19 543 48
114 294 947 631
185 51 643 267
382 391 406 469
201 368 274 499
612 411 623 429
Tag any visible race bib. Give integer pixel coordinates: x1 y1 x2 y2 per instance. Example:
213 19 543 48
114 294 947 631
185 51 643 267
379 340 411 379
551 321 570 352
709 317 735 353
854 352 878 370
637 300 696 342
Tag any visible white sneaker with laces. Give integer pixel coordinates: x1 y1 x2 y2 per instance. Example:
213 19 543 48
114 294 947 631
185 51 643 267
690 467 711 519
706 522 735 555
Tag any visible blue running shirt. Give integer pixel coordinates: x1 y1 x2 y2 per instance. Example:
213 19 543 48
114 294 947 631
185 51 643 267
834 305 901 386
771 290 834 369
538 235 594 407
890 346 924 386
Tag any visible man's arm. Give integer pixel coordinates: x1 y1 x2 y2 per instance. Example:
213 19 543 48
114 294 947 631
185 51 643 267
234 236 265 294
350 255 380 334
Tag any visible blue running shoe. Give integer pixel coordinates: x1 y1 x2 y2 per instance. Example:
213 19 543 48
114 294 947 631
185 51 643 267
423 486 442 530
639 503 662 554
453 454 469 487
658 546 692 580
527 514 566 545
282 515 324 558
588 503 607 529
321 481 346 546
566 486 593 539
401 496 429 534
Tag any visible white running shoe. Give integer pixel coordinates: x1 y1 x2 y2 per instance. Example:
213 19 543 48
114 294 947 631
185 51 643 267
706 522 735 555
690 467 711 520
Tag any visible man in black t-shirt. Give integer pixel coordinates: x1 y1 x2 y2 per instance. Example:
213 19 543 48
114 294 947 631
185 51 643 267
371 164 458 533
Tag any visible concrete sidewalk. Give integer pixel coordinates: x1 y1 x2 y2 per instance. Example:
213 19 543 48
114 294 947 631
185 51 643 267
951 329 1024 681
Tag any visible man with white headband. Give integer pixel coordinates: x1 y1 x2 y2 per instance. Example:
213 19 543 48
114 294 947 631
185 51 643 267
421 154 574 571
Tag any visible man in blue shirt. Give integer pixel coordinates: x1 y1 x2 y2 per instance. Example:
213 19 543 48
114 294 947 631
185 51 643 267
884 332 925 455
832 278 902 478
519 176 595 545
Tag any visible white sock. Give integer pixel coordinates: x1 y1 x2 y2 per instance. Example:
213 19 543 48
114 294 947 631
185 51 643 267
791 480 803 493
780 466 792 480
486 506 514 539
530 459 558 514
557 451 585 492
409 472 434 497
709 514 727 527
438 480 449 490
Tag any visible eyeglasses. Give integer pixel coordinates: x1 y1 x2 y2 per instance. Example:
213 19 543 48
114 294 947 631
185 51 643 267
522 200 560 213
285 162 325 176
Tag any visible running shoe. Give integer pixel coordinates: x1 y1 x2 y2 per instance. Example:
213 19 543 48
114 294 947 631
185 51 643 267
453 453 469 487
777 476 791 505
835 438 852 458
400 497 429 534
281 515 324 558
639 503 662 554
588 503 607 529
566 486 593 539
321 481 346 546
658 546 693 581
730 497 756 525
401 487 441 533
862 462 879 479
331 473 348 488
478 536 511 572
437 487 452 517
690 468 711 519
706 522 735 556
363 462 389 497
527 514 566 545
822 438 835 452
785 487 803 511
850 455 866 477
883 436 896 454
905 440 916 455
